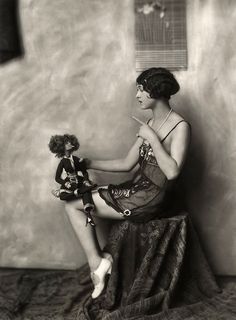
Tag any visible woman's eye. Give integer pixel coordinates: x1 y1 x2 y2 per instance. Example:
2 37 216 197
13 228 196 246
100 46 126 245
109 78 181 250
137 86 143 92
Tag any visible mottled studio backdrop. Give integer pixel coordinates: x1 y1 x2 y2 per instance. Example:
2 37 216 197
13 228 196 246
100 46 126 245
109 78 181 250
0 0 235 274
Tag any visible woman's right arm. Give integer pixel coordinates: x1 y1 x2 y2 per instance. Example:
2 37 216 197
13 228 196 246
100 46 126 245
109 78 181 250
87 137 143 172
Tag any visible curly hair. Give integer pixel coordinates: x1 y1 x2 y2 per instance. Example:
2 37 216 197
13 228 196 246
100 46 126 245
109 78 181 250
136 67 180 100
48 134 80 158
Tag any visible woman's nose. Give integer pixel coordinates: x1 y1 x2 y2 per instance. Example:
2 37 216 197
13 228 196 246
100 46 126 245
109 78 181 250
136 91 141 99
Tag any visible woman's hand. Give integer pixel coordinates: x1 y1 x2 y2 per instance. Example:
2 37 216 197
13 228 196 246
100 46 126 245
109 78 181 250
137 124 158 144
132 116 158 144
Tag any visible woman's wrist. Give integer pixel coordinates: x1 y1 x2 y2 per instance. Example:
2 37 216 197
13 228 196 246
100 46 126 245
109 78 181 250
86 159 102 170
149 131 160 147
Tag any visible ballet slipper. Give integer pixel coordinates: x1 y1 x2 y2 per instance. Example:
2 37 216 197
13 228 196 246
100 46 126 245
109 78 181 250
91 258 112 299
102 252 113 274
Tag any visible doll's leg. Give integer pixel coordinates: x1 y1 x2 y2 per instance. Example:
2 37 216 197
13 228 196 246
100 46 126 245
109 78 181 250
83 179 97 188
82 192 96 227
60 191 76 201
82 192 95 212
76 183 95 194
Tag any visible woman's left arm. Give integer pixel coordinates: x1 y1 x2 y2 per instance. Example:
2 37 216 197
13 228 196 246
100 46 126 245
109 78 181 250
138 122 190 180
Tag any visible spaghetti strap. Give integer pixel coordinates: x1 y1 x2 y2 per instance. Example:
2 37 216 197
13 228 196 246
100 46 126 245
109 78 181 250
161 120 191 143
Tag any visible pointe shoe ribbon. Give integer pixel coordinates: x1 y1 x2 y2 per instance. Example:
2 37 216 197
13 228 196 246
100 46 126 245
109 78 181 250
91 258 112 299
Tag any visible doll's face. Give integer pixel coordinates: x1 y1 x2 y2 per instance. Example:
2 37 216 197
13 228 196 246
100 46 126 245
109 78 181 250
65 141 74 151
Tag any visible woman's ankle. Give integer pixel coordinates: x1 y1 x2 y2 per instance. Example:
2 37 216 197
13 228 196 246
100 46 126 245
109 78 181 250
89 255 102 272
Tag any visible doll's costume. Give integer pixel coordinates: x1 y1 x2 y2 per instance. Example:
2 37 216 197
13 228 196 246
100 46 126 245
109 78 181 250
54 155 96 225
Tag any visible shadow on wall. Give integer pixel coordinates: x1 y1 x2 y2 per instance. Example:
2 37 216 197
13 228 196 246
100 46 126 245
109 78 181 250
0 0 24 64
178 94 209 213
180 93 230 215
173 94 213 266
177 93 229 274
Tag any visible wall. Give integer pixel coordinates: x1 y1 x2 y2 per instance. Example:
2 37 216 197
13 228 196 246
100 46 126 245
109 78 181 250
0 0 235 274
176 0 236 275
0 0 136 269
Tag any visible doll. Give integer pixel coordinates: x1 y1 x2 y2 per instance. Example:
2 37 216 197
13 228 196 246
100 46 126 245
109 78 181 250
48 134 96 227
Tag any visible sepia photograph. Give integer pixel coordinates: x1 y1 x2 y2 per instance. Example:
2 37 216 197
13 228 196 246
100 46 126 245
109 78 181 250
0 0 235 319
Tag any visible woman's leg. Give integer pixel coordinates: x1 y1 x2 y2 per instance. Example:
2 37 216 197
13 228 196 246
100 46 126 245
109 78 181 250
65 189 124 271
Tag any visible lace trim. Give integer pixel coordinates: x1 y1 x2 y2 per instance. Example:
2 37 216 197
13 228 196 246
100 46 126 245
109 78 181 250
111 178 151 200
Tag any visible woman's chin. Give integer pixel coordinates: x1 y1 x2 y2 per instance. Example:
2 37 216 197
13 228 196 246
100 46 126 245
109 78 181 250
140 104 151 110
138 102 145 108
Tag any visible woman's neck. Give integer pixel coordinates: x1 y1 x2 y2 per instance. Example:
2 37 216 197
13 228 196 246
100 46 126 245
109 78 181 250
151 99 171 125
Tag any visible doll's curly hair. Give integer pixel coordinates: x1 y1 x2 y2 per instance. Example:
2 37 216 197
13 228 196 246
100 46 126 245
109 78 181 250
48 134 80 158
136 67 180 100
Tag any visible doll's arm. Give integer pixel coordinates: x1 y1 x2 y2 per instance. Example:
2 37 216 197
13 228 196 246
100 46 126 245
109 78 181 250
75 157 90 181
55 160 65 185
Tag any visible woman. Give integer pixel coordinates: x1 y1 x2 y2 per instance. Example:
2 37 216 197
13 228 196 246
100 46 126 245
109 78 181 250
65 67 191 299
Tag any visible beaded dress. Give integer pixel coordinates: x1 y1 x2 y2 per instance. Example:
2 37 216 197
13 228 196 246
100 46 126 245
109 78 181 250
98 120 188 222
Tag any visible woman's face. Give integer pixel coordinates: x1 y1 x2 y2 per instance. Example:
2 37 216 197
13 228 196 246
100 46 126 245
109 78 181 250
136 84 155 109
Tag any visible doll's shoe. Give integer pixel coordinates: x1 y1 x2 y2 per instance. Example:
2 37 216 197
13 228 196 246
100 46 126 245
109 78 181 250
86 213 96 227
51 189 60 198
84 204 96 227
102 252 113 274
91 258 112 299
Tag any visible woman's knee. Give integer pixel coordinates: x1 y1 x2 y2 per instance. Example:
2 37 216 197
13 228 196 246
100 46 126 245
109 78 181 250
65 199 83 212
65 201 85 226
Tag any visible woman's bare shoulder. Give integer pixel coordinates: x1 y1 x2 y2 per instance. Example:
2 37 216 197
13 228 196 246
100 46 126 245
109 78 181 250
165 112 191 146
171 112 190 131
170 119 191 149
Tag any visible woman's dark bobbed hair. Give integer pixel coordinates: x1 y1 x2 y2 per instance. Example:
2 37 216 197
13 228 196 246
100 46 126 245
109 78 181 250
48 134 80 158
136 67 180 100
